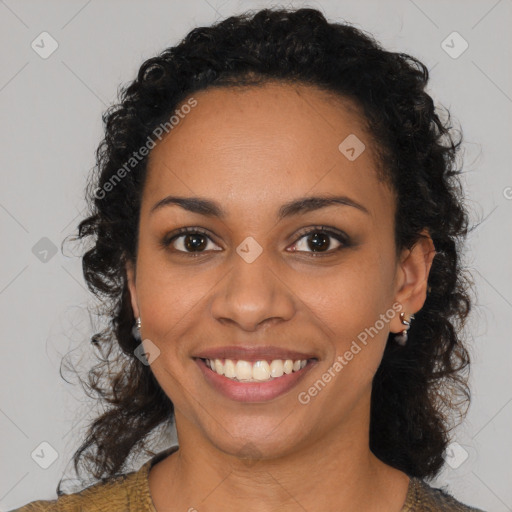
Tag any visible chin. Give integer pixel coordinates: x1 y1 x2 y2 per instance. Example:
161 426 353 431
200 412 311 462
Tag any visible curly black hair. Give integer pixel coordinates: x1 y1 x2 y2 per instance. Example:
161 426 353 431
59 6 472 493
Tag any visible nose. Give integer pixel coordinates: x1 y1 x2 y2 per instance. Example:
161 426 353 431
210 249 296 332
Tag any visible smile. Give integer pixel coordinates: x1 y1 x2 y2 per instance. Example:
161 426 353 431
204 358 308 382
195 357 317 402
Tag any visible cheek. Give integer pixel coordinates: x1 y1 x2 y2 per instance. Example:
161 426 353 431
138 278 205 349
301 250 396 367
134 261 207 405
134 248 208 354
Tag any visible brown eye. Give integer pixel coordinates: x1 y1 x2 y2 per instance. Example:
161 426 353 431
161 226 350 257
289 226 350 255
181 233 208 252
162 228 222 254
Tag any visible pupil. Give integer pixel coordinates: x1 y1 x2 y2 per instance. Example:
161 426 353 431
185 234 207 251
309 232 329 252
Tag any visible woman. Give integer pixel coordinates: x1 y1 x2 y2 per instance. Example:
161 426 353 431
11 7 485 512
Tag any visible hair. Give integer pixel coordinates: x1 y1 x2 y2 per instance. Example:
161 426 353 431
59 6 473 493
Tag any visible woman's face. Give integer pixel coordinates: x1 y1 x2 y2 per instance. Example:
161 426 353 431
126 82 432 460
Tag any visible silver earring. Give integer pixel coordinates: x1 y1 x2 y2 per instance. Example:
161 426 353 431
394 312 414 346
132 317 141 341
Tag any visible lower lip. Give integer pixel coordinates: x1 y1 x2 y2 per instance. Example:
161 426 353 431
195 358 316 402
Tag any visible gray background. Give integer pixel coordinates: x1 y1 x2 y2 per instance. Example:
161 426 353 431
1 1 511 510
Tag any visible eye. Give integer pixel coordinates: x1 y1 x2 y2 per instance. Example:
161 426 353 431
161 227 221 255
161 225 351 257
288 226 350 256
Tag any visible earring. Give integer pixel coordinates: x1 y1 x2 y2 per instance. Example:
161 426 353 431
394 312 414 346
132 317 142 341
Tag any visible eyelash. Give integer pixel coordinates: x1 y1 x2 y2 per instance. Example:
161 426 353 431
160 225 351 258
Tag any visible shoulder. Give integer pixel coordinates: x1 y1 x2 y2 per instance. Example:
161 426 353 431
403 477 487 512
7 462 154 512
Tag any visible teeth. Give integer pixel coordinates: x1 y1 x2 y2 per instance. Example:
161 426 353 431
270 360 284 378
205 358 309 382
235 360 252 380
283 359 293 374
224 359 236 378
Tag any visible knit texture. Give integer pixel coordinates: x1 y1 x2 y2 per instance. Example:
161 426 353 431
9 446 486 511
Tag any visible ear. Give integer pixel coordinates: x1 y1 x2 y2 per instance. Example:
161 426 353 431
390 230 436 333
125 259 140 319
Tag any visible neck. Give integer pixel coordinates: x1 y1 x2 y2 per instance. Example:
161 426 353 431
148 399 410 512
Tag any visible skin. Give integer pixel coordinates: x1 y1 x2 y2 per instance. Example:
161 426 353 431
126 82 435 512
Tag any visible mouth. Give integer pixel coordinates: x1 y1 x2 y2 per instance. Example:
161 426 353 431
200 357 312 382
193 350 318 402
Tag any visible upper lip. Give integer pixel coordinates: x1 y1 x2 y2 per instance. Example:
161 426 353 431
193 345 317 362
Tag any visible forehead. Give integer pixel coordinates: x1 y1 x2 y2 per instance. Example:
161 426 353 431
143 82 393 221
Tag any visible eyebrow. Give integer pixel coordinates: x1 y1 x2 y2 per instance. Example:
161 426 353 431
149 194 370 220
